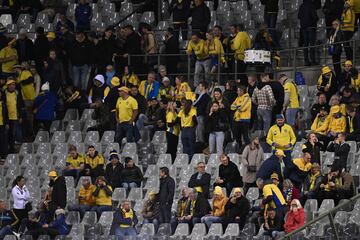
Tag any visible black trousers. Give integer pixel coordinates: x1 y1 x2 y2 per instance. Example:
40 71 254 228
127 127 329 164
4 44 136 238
13 209 28 231
25 228 60 239
0 125 8 159
343 31 354 61
166 132 179 163
159 204 172 224
173 22 187 40
233 121 250 147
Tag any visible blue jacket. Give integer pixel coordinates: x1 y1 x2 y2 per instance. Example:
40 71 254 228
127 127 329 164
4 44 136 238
256 155 283 183
75 3 92 29
110 208 138 234
48 214 70 235
34 91 57 121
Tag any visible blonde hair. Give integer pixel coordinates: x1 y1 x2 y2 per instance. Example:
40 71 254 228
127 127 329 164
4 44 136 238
291 199 302 209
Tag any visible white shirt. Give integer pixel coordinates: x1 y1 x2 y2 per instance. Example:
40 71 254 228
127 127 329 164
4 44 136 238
12 185 30 209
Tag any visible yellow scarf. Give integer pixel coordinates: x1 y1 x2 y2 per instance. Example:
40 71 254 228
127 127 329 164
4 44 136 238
309 172 320 191
119 208 134 228
190 200 196 215
145 82 153 98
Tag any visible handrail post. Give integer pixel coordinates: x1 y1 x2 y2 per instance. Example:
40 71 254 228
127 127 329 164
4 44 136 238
127 54 131 67
235 60 238 80
187 55 191 84
157 54 161 70
328 213 339 240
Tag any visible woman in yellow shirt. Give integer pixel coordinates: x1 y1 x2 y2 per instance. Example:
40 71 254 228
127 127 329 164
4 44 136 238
177 99 197 159
174 76 192 103
122 66 140 88
205 30 224 79
91 176 113 217
166 101 180 162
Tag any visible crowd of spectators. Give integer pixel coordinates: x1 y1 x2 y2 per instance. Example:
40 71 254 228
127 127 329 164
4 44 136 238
0 0 360 239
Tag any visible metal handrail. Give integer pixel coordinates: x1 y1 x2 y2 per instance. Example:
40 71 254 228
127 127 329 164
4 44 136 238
281 193 360 240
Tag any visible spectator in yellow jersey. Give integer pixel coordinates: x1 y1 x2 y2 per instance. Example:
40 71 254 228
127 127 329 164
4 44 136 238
186 32 210 86
4 78 24 153
266 114 296 158
138 71 160 100
287 152 313 190
13 62 35 139
205 30 224 81
63 145 85 182
166 101 180 162
116 86 139 143
177 99 197 159
121 66 139 88
68 177 95 217
341 1 355 61
174 76 192 103
279 74 300 127
231 85 252 148
311 106 330 146
91 176 113 217
159 77 175 101
0 38 18 78
230 24 252 84
83 145 105 182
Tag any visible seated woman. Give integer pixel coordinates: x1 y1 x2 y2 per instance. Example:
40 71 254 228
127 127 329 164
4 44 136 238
142 191 160 232
284 199 305 235
91 176 113 217
283 179 301 207
120 157 143 191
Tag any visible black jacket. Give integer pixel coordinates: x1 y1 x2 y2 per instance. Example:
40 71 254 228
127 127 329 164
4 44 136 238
185 195 211 218
327 142 350 170
347 112 360 137
105 87 119 111
194 93 211 117
311 103 330 121
105 162 124 189
298 0 319 29
132 93 148 115
15 37 34 63
165 35 180 63
268 81 284 111
34 34 50 69
42 59 65 93
49 176 67 208
170 0 190 22
96 37 117 69
260 0 279 12
120 165 143 186
189 2 210 32
159 175 175 205
264 215 284 231
224 196 250 221
217 161 243 187
71 39 92 66
188 172 211 199
206 109 229 133
323 0 344 22
302 141 323 164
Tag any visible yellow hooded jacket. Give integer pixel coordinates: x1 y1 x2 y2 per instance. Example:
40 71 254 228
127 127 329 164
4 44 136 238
212 187 229 217
231 93 252 121
231 31 252 61
266 124 296 151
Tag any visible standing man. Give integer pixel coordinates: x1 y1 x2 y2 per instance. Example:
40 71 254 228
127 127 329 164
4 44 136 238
260 0 280 47
48 171 67 218
194 81 211 142
189 0 210 37
187 33 210 87
266 114 296 160
252 73 276 138
75 0 92 31
164 28 180 75
116 86 139 143
188 162 211 198
279 74 300 128
158 167 175 223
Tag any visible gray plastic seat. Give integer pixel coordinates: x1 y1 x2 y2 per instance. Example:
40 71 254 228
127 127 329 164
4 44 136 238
179 165 194 180
190 154 205 166
172 223 189 237
144 176 160 190
240 223 256 237
128 188 143 201
156 223 171 236
190 223 206 237
223 223 240 238
34 131 50 143
112 188 127 202
4 236 17 240
122 142 137 155
19 143 34 155
246 187 259 202
101 131 115 143
83 120 96 132
80 109 95 121
0 14 13 26
69 223 85 236
50 120 61 133
36 143 51 155
151 131 166 144
66 3 77 18
318 199 335 213
144 165 159 178
37 235 50 240
98 211 114 227
206 223 223 237
157 154 172 167
17 14 31 28
64 109 79 121
120 2 133 15
84 131 100 144
20 154 36 168
139 223 155 237
66 120 81 132
140 11 155 26
51 131 66 144
82 211 97 225
66 211 80 225
68 131 82 144
53 143 67 156
104 143 120 159
65 176 75 188
334 211 348 227
173 154 189 167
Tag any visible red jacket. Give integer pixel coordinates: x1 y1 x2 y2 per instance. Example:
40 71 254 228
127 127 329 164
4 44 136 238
284 208 305 233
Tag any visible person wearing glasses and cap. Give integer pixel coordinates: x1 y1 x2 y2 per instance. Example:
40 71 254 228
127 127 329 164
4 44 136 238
116 86 139 143
47 171 67 218
188 162 211 199
104 150 123 189
317 66 337 99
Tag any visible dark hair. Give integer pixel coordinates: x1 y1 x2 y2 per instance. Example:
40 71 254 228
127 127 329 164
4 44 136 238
88 145 95 149
237 85 247 93
125 157 133 164
148 71 156 76
68 145 77 152
214 25 222 31
191 32 200 38
237 23 245 31
36 26 44 34
123 25 134 31
176 75 185 83
160 167 169 176
12 176 25 188
213 88 222 94
198 81 208 89
105 26 113 32
184 99 193 116
267 207 275 212
142 23 152 31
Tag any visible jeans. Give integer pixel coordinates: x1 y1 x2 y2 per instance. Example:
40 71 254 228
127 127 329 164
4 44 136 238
209 131 224 155
8 120 22 153
194 59 211 86
143 218 159 232
122 182 138 191
302 28 316 64
136 114 148 131
201 216 222 229
285 108 299 127
72 64 89 90
114 226 137 240
116 122 136 143
196 116 205 142
263 230 283 239
181 127 196 159
257 109 272 136
159 204 172 224
0 226 13 239
91 205 112 217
